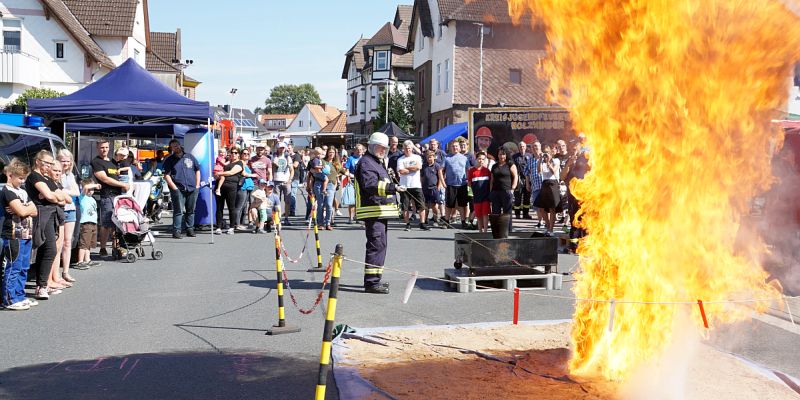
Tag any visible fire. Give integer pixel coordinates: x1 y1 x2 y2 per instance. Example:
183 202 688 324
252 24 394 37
508 0 800 381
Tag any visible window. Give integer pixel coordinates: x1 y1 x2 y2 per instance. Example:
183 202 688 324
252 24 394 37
55 42 65 59
299 120 303 127
438 24 442 40
375 51 389 71
183 89 191 98
418 28 424 51
444 59 450 93
133 49 140 63
417 70 425 101
3 31 21 52
350 91 358 116
510 69 522 84
436 63 441 95
0 133 53 183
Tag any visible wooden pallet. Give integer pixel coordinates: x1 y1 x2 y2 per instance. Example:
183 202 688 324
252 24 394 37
444 268 564 293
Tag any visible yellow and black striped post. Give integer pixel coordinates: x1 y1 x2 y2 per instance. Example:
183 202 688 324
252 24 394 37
266 211 301 336
315 244 343 400
314 199 324 270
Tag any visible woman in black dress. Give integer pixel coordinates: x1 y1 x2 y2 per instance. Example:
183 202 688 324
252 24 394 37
533 152 561 236
214 147 245 234
489 148 518 234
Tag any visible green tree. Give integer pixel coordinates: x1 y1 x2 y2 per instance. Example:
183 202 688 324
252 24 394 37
263 83 321 114
12 87 65 108
375 85 415 135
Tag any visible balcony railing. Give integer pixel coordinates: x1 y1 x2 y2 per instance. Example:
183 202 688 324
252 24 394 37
0 49 40 87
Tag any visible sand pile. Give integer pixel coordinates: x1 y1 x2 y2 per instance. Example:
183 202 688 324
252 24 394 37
336 322 798 400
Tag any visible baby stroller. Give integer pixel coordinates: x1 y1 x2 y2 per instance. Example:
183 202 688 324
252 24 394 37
112 187 164 263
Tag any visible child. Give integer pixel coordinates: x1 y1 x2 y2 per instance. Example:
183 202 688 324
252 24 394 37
1 159 37 310
249 180 281 233
468 152 491 233
214 149 229 196
75 179 102 269
421 150 445 228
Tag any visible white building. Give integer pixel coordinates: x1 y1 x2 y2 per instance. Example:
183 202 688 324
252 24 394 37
0 0 149 105
283 103 342 148
342 5 414 140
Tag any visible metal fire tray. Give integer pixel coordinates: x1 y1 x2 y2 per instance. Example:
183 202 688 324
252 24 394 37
454 232 558 276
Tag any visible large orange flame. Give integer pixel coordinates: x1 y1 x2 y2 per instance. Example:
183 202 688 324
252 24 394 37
508 0 800 381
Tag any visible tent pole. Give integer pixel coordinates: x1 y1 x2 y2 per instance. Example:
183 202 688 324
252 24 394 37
208 118 214 245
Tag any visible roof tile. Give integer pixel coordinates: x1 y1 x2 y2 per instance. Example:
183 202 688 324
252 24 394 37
437 0 533 25
319 112 348 133
62 0 138 37
146 31 178 72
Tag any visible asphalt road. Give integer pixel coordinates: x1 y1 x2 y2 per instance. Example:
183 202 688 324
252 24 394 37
1 196 798 399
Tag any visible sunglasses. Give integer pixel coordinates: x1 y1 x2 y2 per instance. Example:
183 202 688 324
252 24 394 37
231 151 240 154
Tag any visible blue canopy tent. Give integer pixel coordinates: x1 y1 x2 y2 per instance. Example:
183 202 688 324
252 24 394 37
419 122 468 148
27 59 216 238
28 59 211 124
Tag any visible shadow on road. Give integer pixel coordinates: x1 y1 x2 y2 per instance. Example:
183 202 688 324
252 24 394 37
0 350 337 400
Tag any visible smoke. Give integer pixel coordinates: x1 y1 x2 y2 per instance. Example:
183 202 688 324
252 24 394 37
621 310 700 400
757 139 800 296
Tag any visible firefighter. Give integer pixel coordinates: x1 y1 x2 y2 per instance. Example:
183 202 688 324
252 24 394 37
355 132 407 294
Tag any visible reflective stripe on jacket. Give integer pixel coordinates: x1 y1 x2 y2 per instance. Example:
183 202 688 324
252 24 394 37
355 152 398 220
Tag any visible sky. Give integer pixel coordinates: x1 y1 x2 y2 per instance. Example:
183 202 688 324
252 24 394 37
148 0 409 112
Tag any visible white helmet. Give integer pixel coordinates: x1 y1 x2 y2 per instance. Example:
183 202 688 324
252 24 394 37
367 132 389 147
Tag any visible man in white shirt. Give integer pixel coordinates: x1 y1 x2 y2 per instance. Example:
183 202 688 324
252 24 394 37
397 140 428 231
272 142 294 225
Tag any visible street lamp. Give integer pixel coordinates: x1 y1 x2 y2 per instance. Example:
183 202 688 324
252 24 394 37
229 88 238 147
171 59 194 96
473 23 486 108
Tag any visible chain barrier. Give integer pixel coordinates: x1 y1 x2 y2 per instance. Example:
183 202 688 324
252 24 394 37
281 257 334 315
279 193 318 263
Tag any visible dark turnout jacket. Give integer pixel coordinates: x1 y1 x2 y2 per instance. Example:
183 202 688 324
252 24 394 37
354 152 399 220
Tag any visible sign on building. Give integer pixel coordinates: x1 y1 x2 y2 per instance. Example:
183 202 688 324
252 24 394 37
468 107 575 155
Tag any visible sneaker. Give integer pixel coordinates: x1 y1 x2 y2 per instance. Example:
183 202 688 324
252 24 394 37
335 210 343 216
47 287 63 295
420 223 431 231
214 228 223 235
34 287 49 300
172 232 182 239
72 261 90 270
283 219 292 226
88 260 102 267
99 248 108 256
23 298 39 307
256 228 266 234
226 228 235 235
364 283 390 294
405 223 411 231
186 229 196 237
461 221 469 230
5 301 30 311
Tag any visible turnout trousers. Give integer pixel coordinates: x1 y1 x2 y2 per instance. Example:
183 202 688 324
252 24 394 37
513 185 531 218
363 218 388 287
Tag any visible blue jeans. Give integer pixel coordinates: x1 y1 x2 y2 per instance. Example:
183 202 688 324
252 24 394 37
2 238 32 306
314 182 336 226
289 180 299 215
170 189 199 232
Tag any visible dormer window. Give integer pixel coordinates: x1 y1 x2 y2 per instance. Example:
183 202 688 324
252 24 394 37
376 51 389 71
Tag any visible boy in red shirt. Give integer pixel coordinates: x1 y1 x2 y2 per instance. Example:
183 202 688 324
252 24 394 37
468 152 491 232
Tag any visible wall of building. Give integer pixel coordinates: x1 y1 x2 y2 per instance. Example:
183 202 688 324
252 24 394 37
414 60 432 136
0 0 99 104
429 20 456 114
